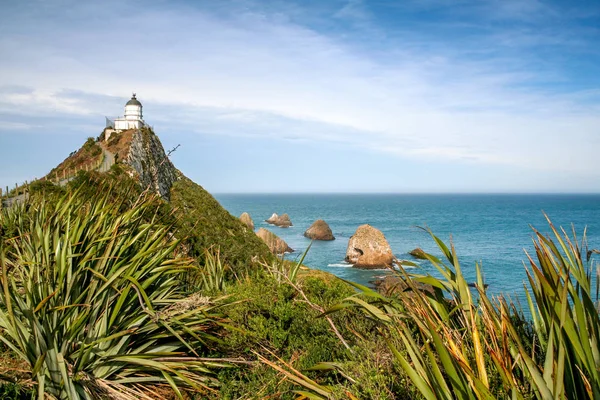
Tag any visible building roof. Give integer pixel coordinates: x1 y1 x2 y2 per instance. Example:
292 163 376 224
125 93 142 106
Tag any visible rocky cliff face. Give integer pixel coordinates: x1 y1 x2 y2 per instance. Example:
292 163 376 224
123 129 177 201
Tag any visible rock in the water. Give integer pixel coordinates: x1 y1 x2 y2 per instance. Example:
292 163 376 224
265 213 293 227
372 275 435 297
256 228 293 254
345 224 394 269
408 247 428 260
304 219 335 241
275 213 292 227
239 212 254 230
265 213 279 224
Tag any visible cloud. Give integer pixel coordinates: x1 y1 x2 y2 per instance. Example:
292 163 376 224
1 0 599 188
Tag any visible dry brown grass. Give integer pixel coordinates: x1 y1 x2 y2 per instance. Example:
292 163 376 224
46 137 103 181
0 349 32 389
105 129 136 160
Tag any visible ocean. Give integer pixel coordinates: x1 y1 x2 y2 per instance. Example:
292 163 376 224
215 194 600 301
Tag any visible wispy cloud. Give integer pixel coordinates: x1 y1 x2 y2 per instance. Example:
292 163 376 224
1 0 599 190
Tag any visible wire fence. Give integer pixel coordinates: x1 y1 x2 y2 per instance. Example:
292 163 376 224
1 150 114 209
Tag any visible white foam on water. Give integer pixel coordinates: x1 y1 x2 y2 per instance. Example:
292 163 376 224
327 262 352 268
395 263 416 269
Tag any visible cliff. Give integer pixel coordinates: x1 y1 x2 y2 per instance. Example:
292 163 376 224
125 129 176 200
104 128 176 201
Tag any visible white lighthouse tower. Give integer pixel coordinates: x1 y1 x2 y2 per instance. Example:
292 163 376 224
113 93 145 131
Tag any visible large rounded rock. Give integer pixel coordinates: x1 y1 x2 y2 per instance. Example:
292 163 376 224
256 228 293 254
265 213 293 228
304 219 335 241
239 212 254 230
345 224 394 269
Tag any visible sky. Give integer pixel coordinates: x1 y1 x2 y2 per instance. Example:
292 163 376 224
0 0 599 193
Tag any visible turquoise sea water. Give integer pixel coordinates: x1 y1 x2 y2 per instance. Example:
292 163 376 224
215 194 600 300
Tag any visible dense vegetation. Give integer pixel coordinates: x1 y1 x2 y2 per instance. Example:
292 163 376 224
290 222 600 399
1 145 599 398
169 174 273 270
26 160 273 272
0 186 414 399
0 191 229 399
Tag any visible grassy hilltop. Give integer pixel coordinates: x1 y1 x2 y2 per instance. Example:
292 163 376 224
1 131 599 399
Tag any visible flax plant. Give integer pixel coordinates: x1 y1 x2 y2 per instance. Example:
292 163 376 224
0 191 228 399
183 247 228 293
320 217 600 399
263 242 312 285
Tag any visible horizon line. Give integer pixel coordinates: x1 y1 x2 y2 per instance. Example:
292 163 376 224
213 191 600 196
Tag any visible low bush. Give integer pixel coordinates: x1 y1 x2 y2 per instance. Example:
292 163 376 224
211 268 416 399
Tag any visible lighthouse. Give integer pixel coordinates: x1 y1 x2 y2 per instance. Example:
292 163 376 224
113 93 146 131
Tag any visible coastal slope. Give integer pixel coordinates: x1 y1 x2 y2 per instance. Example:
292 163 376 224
32 127 272 269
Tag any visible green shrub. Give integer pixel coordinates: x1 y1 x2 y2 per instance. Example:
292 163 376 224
212 269 413 399
0 190 229 399
28 180 65 197
0 383 33 400
170 175 273 271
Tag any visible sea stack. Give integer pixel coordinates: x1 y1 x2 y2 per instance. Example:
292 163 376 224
265 213 293 228
239 212 254 230
304 219 335 241
256 228 293 254
345 224 394 269
265 213 279 224
275 213 292 227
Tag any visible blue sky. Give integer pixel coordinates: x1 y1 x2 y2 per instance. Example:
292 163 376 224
1 0 599 193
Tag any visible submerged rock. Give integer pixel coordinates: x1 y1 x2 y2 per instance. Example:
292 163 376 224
239 212 254 230
304 219 335 241
345 224 394 269
371 275 435 297
256 228 293 254
265 213 293 227
408 247 428 260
